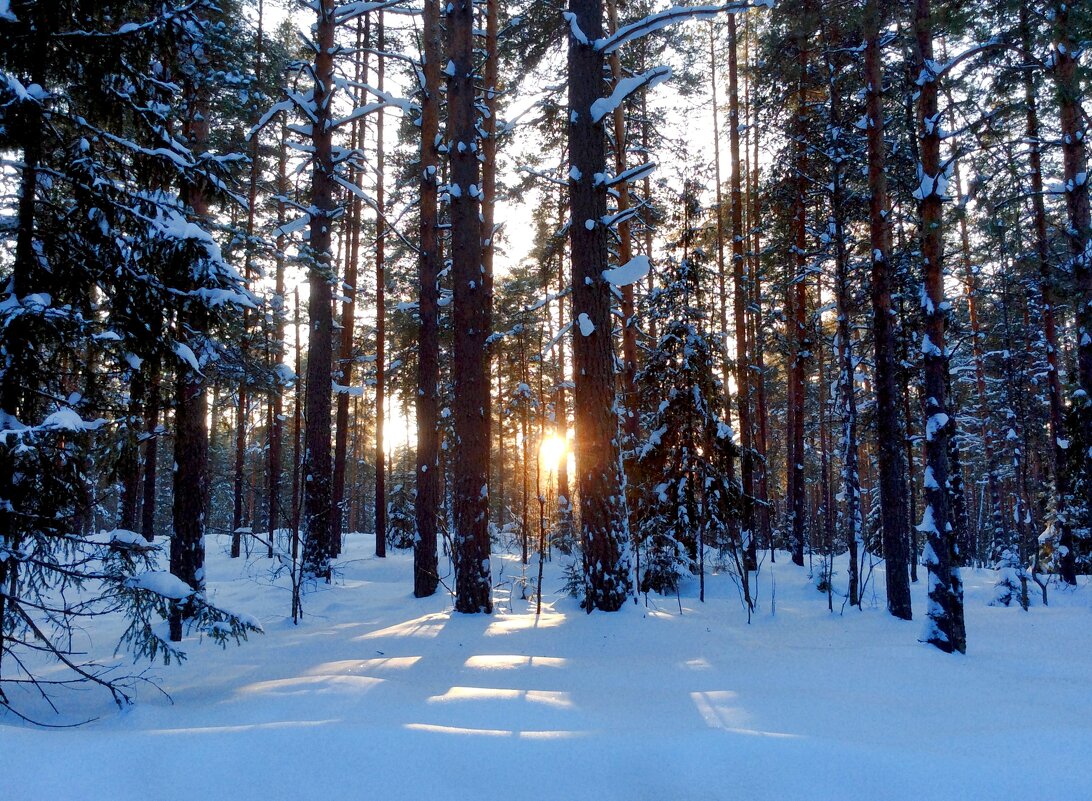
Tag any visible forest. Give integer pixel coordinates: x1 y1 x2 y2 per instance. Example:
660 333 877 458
1 0 1091 795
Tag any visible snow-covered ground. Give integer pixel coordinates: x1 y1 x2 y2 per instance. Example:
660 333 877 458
5 536 1091 801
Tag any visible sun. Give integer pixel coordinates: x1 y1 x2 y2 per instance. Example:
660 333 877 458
539 432 568 474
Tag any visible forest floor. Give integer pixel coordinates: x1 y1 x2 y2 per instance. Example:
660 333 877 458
4 535 1091 800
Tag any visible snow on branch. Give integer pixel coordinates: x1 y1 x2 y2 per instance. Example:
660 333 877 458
603 161 658 187
596 3 760 55
333 87 418 129
591 66 672 123
247 98 293 141
335 0 420 25
562 11 590 45
603 255 652 287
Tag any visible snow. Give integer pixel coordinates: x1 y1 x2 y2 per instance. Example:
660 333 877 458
173 342 202 374
577 313 595 336
3 539 1089 799
925 412 949 441
41 408 106 432
603 255 652 287
590 66 672 123
125 571 194 600
0 0 16 22
561 11 589 46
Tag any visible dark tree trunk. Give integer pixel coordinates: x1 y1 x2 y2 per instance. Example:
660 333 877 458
607 0 639 451
1052 0 1091 584
746 24 772 554
169 346 209 642
414 0 442 599
267 119 288 559
824 41 861 606
916 0 965 653
728 14 756 569
449 0 492 613
864 0 912 619
140 354 161 542
333 17 368 557
787 3 811 567
231 379 248 558
169 13 214 642
568 0 632 611
374 10 388 560
950 159 1001 565
118 369 146 531
1022 5 1071 575
301 0 337 580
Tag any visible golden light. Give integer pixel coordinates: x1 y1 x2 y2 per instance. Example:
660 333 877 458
539 432 568 474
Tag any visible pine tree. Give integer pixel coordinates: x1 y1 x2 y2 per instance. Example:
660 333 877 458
636 248 742 600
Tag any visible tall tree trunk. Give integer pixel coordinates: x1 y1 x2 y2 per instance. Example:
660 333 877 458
140 353 161 542
1022 5 1070 574
787 3 811 567
710 25 732 426
374 10 388 559
414 0 442 598
864 0 912 618
170 23 213 639
825 42 861 606
568 0 632 611
915 0 965 652
728 14 755 568
608 0 639 448
746 16 772 553
301 0 337 580
556 198 574 546
267 119 288 559
333 17 369 558
449 0 492 612
231 0 265 559
1052 0 1091 584
118 369 146 531
951 158 1003 563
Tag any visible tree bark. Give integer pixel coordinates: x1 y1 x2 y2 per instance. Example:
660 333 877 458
728 14 755 569
607 0 639 448
374 10 388 559
787 3 811 567
1051 0 1091 584
568 0 632 611
864 0 912 618
916 0 965 652
267 118 288 559
140 354 161 542
301 0 337 580
333 16 369 557
414 0 442 598
169 8 214 641
449 0 492 612
1022 4 1071 576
